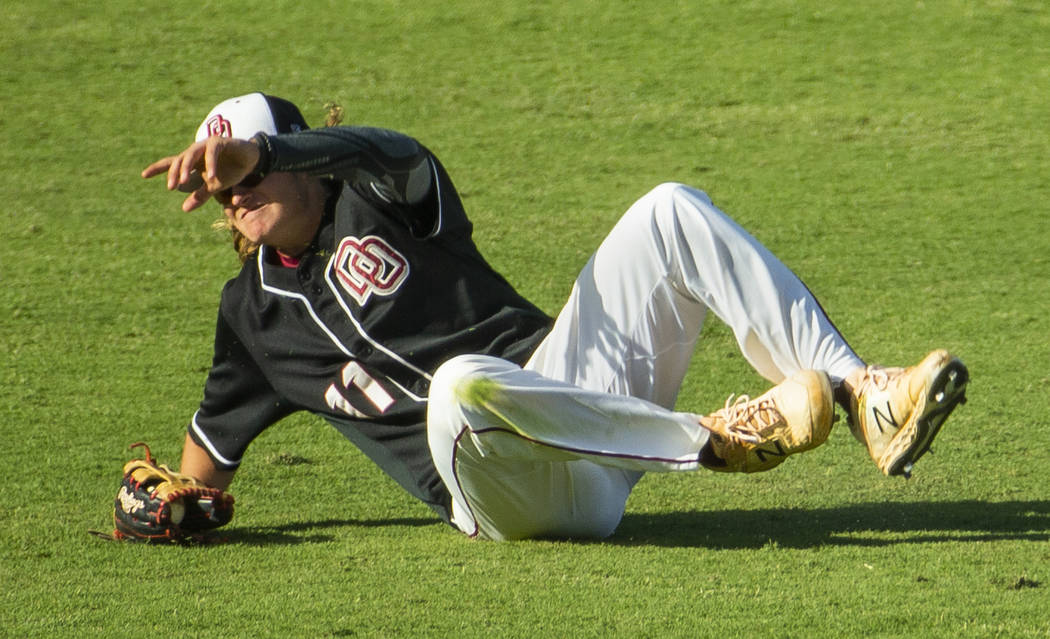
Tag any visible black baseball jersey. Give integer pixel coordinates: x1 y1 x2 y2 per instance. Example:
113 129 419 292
189 127 553 521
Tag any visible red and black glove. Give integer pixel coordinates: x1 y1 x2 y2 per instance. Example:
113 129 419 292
110 443 234 543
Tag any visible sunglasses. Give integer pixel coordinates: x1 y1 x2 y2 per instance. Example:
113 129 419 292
178 170 265 203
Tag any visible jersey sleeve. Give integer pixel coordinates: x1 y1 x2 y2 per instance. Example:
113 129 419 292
189 309 295 470
255 126 465 238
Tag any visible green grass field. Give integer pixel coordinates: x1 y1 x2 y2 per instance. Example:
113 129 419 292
2 0 1048 636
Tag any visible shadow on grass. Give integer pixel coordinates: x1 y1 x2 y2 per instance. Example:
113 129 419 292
611 499 1050 549
213 500 1049 548
224 517 441 546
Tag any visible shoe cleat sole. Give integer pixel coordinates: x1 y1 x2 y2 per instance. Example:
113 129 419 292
885 357 970 477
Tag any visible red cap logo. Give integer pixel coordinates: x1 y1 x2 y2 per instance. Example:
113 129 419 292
206 115 233 138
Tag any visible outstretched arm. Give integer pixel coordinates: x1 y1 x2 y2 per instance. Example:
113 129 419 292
143 126 437 218
257 126 434 207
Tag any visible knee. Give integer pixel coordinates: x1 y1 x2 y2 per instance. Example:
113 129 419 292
641 181 746 244
429 354 519 413
649 181 689 195
428 355 494 446
639 182 719 227
646 182 712 207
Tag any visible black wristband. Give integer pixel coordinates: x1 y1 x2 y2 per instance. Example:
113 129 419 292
251 133 274 176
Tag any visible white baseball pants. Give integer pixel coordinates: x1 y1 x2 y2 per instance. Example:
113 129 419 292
427 183 864 540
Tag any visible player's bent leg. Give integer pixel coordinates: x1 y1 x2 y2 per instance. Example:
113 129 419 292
642 183 865 383
441 436 631 541
427 355 840 536
698 369 836 473
844 349 969 477
427 354 635 540
529 182 866 407
431 355 713 472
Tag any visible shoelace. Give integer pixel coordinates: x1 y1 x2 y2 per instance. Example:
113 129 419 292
860 366 890 392
716 394 783 445
849 365 902 432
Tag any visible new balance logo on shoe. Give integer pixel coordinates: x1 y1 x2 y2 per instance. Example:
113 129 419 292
848 350 969 477
753 441 787 463
871 404 899 433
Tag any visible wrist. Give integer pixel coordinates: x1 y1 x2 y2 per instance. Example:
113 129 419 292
250 133 273 175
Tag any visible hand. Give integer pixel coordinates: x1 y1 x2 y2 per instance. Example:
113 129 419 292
142 136 262 212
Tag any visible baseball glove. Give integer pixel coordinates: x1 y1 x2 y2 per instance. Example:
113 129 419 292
109 442 234 543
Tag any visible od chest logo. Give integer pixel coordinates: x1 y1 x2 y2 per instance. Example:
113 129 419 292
333 235 409 306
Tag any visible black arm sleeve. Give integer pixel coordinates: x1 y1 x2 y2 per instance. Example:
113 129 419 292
255 127 434 207
190 310 296 470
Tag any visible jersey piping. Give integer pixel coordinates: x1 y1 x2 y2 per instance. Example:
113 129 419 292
420 159 445 239
256 250 353 357
256 244 434 393
251 161 447 388
322 258 432 388
191 410 241 467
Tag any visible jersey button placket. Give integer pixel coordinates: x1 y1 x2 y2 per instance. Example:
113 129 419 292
297 264 324 295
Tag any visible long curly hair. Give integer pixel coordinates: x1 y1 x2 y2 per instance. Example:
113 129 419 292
216 102 345 264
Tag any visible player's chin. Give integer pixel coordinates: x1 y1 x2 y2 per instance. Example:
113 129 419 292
231 219 270 245
232 208 271 238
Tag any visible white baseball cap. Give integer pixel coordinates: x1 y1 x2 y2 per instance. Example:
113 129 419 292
194 92 309 141
178 92 309 192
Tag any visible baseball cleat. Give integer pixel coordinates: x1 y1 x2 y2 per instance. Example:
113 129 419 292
699 369 835 473
847 349 969 477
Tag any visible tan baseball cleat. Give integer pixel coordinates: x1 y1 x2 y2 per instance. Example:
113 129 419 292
699 369 835 473
846 349 969 477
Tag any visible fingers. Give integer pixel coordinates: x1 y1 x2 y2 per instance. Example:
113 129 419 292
143 139 224 199
142 142 206 192
176 170 205 193
173 142 207 192
144 137 261 208
181 187 213 213
203 140 222 184
141 157 174 180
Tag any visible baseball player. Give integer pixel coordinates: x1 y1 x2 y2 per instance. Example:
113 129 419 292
141 92 968 541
